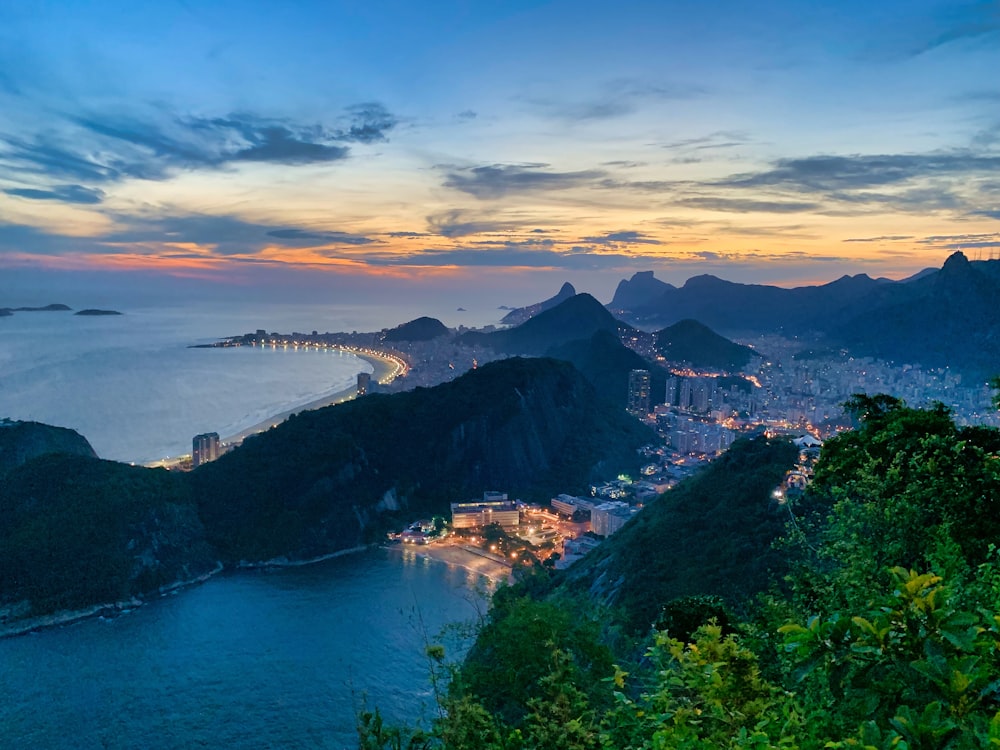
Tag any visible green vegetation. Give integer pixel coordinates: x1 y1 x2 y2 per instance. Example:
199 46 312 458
359 395 1000 749
0 454 215 614
0 357 651 619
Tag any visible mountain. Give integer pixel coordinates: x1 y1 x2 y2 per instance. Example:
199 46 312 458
614 271 887 334
547 329 666 408
191 356 653 562
560 435 797 632
609 270 676 311
0 357 652 622
383 316 449 342
0 453 216 617
0 419 97 477
654 319 762 370
500 282 576 326
461 293 633 355
609 255 1000 377
831 252 1000 375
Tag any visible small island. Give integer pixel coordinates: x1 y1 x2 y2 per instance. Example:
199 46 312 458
75 309 123 316
14 304 72 312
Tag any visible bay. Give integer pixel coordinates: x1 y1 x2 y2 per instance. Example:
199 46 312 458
0 548 490 749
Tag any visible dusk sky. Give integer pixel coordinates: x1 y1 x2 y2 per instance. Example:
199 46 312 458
1 0 998 306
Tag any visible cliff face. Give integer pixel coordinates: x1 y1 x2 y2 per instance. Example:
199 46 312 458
0 420 97 477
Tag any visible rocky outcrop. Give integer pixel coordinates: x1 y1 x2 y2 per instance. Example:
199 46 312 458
0 419 97 477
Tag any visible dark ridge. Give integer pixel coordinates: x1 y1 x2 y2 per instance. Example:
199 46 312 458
500 282 576 326
462 293 633 355
383 316 449 342
654 319 761 370
75 309 123 316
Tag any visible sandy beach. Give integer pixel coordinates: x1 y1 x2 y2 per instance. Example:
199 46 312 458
148 348 402 467
218 349 401 446
388 542 513 583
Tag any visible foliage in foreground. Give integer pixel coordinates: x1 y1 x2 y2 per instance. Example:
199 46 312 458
359 395 1000 749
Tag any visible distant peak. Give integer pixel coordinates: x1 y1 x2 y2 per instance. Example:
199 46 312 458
942 250 970 271
557 282 576 296
631 271 656 280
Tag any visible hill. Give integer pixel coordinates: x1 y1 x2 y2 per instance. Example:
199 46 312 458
831 252 1000 375
654 319 761 370
610 254 1000 376
547 329 666 408
461 293 633 355
383 316 450 342
560 435 797 631
500 282 576 326
609 270 676 311
191 356 653 562
0 419 97 477
0 357 653 622
0 454 216 618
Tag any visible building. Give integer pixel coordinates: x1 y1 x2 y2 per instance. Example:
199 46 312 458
451 492 520 530
192 432 220 467
591 501 637 537
550 494 596 517
357 371 371 396
627 369 651 415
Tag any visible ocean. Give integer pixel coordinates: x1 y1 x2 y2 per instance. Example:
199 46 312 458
0 548 491 749
0 300 503 463
0 298 509 748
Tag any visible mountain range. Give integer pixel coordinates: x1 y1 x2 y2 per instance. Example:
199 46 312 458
609 252 1000 377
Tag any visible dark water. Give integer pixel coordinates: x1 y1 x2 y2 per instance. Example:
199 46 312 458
0 548 490 749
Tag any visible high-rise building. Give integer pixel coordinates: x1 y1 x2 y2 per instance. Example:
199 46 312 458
192 432 220 467
357 371 371 396
627 369 651 416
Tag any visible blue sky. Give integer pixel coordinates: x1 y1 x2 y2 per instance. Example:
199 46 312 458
1 0 998 306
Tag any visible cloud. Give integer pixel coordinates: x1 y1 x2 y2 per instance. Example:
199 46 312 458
426 209 533 238
843 235 914 243
675 196 822 214
368 245 643 271
525 78 708 122
455 110 478 120
897 0 1000 57
4 184 105 204
582 230 661 246
715 153 1000 192
660 131 753 152
0 103 397 201
266 228 376 245
441 163 605 199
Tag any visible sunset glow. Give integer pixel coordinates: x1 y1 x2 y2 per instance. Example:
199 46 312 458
1 1 998 303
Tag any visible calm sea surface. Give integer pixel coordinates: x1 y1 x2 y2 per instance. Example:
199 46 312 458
0 301 502 463
0 300 505 748
0 548 490 749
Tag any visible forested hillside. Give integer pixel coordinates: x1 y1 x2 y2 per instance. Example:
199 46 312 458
363 396 1000 749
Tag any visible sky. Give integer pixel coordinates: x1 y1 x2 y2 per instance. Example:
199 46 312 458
1 0 998 307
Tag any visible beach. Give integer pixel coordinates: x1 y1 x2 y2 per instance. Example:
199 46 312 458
147 348 404 467
216 349 402 446
389 541 513 583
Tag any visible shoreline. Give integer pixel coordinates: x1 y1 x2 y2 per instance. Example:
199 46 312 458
387 541 513 583
0 561 225 640
147 348 404 468
216 350 396 446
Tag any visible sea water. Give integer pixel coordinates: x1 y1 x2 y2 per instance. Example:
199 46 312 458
0 548 491 749
0 300 506 748
0 301 502 463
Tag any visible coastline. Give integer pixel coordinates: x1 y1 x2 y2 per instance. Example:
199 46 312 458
0 561 225 640
388 542 513 583
148 348 403 468
218 349 400 446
